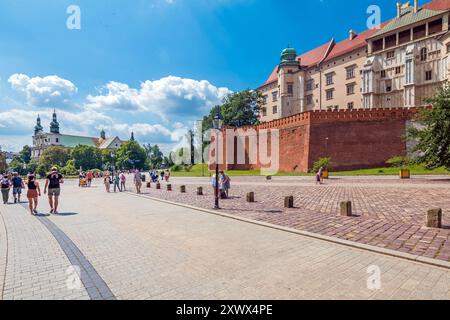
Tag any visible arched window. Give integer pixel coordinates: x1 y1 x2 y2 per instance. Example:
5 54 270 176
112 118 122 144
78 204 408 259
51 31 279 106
420 47 428 61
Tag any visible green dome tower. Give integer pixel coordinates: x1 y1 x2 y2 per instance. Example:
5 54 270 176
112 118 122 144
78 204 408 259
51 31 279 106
279 46 300 67
50 109 60 134
34 114 43 135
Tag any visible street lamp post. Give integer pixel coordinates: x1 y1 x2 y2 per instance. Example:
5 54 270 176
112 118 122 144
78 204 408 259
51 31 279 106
111 152 116 192
213 112 223 210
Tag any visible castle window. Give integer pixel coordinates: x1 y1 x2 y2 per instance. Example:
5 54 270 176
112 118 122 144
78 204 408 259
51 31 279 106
347 102 354 110
395 66 401 74
56 138 59 143
272 106 278 114
386 50 395 59
428 18 443 35
306 79 313 91
272 91 278 102
287 82 294 95
405 59 413 84
262 95 268 104
326 73 334 86
380 70 386 78
326 89 334 100
385 79 392 92
413 24 426 40
420 47 428 61
306 95 313 105
346 83 355 95
346 66 355 79
425 70 432 81
261 107 267 116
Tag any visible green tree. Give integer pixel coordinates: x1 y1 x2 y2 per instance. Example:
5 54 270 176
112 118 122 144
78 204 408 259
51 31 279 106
39 146 71 169
18 145 32 164
61 159 78 175
408 85 450 170
149 145 164 168
116 140 147 170
202 90 262 132
101 149 112 169
72 145 102 170
0 152 7 173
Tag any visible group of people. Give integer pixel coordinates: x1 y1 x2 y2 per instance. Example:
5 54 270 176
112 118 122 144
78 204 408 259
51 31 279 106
0 167 64 216
211 171 231 199
149 169 170 183
103 171 128 193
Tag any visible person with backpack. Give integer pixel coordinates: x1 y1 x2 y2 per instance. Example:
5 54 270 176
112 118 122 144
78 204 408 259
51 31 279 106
11 172 25 204
104 172 111 193
1 174 11 204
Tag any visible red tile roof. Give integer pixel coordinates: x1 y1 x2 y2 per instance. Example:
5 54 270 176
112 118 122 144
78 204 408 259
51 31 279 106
422 0 450 11
259 0 449 88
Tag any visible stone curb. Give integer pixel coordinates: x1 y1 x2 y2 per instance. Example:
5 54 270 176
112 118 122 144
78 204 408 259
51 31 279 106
128 192 450 271
0 209 9 300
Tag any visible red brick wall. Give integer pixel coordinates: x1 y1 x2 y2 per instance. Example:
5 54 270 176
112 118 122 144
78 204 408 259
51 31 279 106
209 108 418 173
308 119 407 171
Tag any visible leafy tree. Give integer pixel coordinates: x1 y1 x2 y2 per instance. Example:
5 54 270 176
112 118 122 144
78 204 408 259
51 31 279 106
149 145 164 168
18 145 32 164
0 152 7 173
101 149 113 169
116 140 147 170
202 90 262 132
39 146 71 168
61 159 78 175
72 145 102 170
408 85 450 170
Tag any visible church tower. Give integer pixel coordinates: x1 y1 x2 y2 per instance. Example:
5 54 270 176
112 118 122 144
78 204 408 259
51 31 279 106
278 46 304 116
34 114 43 135
100 129 106 140
130 131 135 141
50 109 60 134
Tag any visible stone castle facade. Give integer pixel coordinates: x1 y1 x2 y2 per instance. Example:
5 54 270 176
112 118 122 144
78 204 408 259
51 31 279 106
258 0 450 122
210 0 450 173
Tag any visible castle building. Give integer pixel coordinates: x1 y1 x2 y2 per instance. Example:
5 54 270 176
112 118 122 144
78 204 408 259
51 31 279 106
258 0 450 122
32 110 130 159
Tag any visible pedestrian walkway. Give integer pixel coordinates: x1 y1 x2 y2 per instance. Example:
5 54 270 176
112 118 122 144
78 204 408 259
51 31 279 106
0 181 449 300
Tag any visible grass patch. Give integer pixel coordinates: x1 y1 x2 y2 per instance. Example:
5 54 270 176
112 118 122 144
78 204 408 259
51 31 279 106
170 164 449 177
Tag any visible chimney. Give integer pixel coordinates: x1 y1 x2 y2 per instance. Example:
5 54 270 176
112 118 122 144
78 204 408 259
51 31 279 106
397 1 401 18
414 0 419 13
349 29 357 40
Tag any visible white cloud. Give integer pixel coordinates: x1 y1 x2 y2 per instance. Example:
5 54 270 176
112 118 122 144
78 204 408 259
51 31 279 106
8 74 78 108
86 76 231 121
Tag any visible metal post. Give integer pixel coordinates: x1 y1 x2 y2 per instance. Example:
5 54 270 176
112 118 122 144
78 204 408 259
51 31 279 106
215 128 220 209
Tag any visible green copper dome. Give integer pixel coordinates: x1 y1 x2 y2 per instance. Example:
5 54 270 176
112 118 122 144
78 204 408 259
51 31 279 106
280 46 299 67
34 114 43 135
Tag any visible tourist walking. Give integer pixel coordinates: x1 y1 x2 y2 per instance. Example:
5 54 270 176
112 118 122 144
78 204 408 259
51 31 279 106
316 166 324 185
113 173 121 192
160 170 165 182
164 170 170 183
134 169 142 194
120 171 127 191
26 174 41 215
220 171 231 199
86 170 94 187
1 174 11 204
104 172 111 193
44 167 64 214
11 172 25 203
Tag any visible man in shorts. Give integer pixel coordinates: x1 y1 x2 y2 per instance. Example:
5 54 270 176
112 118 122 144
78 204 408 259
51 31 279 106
44 167 64 214
11 172 25 203
133 169 142 194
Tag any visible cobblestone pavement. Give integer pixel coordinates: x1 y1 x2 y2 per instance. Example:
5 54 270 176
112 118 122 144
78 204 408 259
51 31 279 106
0 179 449 300
136 175 450 262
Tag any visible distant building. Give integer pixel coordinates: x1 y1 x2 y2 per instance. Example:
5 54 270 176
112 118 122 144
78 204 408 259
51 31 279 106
258 0 450 122
32 110 131 159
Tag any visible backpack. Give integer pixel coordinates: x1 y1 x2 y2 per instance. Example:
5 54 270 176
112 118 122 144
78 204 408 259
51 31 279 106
1 179 10 189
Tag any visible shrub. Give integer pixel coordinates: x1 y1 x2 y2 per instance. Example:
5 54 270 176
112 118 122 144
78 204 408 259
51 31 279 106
171 164 183 172
184 165 193 172
311 157 331 174
386 156 411 169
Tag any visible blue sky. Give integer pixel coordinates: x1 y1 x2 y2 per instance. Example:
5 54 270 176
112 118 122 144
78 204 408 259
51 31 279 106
0 0 398 152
